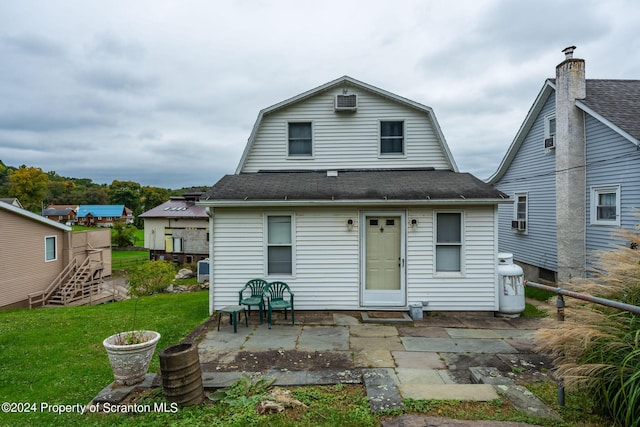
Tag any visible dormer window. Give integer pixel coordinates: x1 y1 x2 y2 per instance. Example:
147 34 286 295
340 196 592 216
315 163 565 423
380 121 404 155
288 122 312 156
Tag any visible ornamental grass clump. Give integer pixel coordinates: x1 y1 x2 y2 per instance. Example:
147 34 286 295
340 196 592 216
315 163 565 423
537 225 640 427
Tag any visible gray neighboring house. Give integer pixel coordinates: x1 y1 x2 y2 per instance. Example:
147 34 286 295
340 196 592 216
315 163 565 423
139 191 209 265
488 47 640 283
199 76 509 315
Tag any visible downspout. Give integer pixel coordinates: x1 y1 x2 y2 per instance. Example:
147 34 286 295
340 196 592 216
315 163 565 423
206 207 214 315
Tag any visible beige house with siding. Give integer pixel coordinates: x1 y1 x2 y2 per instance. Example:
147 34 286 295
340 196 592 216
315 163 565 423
199 76 509 315
0 201 112 309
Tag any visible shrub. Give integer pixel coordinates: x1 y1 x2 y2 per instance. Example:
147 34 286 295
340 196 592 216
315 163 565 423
537 225 640 427
127 260 176 297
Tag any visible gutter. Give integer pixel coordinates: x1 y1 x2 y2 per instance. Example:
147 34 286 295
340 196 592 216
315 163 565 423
198 198 512 208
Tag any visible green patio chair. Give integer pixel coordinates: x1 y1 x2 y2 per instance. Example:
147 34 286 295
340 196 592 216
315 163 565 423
238 279 268 324
265 281 294 329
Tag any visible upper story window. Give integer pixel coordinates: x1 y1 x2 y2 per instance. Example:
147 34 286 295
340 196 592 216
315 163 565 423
544 115 556 150
45 236 57 262
591 185 620 226
512 193 528 232
288 122 312 157
435 212 463 273
380 121 404 155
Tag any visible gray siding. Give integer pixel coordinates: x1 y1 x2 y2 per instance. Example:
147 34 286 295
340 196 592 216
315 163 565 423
494 95 558 272
585 114 640 269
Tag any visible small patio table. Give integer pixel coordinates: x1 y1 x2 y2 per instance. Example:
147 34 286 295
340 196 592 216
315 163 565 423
217 305 248 333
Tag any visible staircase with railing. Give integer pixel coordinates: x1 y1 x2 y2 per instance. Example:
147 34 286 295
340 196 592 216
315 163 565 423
29 252 110 308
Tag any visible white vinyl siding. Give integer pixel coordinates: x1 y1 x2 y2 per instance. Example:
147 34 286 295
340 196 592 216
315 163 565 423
241 84 451 172
210 206 498 312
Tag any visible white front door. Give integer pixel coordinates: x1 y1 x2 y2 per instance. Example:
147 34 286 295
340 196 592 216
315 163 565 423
362 213 405 306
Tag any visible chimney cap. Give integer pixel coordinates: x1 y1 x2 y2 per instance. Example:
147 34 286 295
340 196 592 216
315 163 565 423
562 46 577 59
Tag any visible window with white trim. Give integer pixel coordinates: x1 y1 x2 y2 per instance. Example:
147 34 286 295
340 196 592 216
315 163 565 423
45 236 57 262
266 214 294 275
543 114 556 151
288 122 312 156
435 212 462 273
591 185 620 225
380 120 404 154
512 193 528 232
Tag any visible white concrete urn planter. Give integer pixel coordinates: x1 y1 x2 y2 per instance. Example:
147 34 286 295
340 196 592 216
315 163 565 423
103 330 161 386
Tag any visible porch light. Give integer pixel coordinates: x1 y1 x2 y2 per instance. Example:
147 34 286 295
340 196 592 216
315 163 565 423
346 218 354 230
410 218 418 228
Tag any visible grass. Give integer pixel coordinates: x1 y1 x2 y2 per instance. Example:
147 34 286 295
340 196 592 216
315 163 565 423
0 291 209 426
112 249 150 270
525 285 556 302
0 288 609 426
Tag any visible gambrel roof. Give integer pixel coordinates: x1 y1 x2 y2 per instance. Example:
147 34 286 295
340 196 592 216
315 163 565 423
203 169 508 206
235 75 458 174
488 79 640 183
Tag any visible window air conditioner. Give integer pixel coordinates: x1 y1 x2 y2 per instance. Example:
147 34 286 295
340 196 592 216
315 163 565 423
334 94 357 111
511 220 527 231
544 137 555 149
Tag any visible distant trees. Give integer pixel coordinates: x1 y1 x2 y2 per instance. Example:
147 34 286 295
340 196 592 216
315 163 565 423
8 166 48 212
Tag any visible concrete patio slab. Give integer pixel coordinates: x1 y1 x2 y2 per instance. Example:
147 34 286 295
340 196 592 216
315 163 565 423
401 337 518 354
242 325 302 350
333 313 361 326
351 336 404 352
398 384 500 401
445 328 503 339
298 325 350 351
396 368 447 385
350 324 399 338
392 351 446 369
397 326 449 338
362 368 404 412
199 327 253 351
355 349 395 368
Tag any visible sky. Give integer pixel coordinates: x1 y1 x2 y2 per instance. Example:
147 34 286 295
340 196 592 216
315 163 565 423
0 0 638 189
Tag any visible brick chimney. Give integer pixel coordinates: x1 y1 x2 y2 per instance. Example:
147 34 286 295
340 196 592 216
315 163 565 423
555 46 586 282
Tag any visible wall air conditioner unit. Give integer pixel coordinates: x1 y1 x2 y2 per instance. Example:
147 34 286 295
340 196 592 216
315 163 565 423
334 94 357 111
544 136 555 149
511 220 527 231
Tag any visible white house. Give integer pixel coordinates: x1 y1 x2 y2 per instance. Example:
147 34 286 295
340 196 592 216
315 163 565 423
199 76 509 315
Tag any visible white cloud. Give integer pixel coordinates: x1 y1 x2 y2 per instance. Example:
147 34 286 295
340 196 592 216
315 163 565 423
0 0 638 187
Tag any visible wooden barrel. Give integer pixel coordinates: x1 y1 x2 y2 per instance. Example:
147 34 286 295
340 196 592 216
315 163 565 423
159 343 204 406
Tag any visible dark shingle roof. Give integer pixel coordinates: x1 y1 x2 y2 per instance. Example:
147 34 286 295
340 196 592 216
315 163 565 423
203 169 507 202
581 80 640 141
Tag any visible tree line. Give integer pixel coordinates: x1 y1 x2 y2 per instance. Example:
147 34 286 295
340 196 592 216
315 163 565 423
0 160 206 224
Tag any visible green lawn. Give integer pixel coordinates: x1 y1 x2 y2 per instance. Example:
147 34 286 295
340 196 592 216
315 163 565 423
112 250 150 270
0 291 209 426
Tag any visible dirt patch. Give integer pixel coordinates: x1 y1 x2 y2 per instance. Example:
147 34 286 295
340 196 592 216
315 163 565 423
443 352 554 385
201 350 353 372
